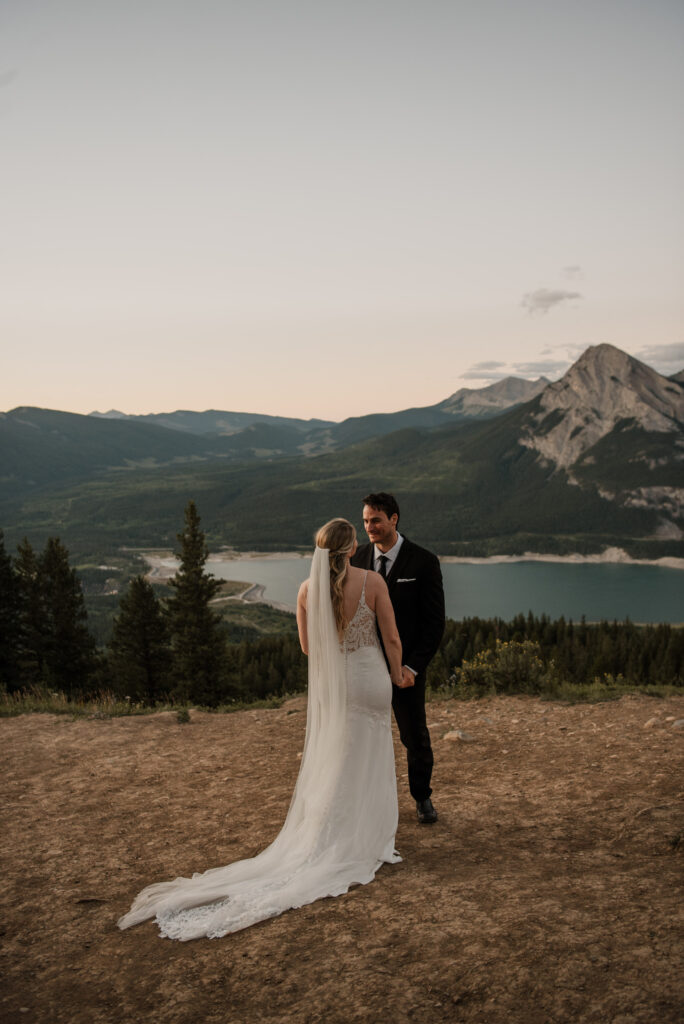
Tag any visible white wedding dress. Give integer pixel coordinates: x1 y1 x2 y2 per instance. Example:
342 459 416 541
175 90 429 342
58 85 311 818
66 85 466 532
117 551 400 940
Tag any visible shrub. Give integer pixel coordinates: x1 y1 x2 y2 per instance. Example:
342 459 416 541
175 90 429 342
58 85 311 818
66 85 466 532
448 639 557 698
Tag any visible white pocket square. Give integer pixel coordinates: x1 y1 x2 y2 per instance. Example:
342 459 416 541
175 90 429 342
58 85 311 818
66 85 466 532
396 577 416 583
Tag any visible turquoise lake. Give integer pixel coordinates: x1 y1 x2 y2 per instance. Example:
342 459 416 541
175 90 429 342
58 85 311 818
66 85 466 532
207 558 684 624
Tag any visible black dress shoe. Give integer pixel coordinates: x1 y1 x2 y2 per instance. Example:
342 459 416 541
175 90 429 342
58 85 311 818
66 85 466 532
416 798 438 824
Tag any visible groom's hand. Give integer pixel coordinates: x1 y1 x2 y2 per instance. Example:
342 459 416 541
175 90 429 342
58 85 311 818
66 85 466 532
400 666 416 688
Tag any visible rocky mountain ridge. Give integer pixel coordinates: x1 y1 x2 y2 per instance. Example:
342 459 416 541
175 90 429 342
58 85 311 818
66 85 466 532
520 344 684 468
439 375 548 417
511 344 684 536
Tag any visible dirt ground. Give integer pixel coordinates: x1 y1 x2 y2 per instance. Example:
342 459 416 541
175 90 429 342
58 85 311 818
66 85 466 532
1 694 683 1024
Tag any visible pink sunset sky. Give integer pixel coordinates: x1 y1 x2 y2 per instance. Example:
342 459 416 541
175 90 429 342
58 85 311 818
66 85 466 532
1 0 683 420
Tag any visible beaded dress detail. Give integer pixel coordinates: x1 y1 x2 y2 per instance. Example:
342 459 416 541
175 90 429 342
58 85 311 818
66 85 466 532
342 572 379 653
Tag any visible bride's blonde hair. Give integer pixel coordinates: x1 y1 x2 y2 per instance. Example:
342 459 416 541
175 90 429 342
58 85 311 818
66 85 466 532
315 518 357 637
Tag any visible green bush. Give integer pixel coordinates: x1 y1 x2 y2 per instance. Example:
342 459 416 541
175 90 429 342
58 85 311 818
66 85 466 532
448 639 557 697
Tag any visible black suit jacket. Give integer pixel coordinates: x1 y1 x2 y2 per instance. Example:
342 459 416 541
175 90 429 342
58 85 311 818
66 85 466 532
351 536 445 678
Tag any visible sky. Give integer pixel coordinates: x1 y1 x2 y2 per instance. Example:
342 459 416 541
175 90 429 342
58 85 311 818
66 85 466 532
1 0 683 420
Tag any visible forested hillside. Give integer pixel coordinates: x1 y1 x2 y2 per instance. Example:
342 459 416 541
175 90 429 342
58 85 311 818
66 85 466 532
1 346 682 562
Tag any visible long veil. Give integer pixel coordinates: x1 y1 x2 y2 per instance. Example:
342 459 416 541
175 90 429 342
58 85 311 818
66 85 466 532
278 545 348 837
117 546 353 940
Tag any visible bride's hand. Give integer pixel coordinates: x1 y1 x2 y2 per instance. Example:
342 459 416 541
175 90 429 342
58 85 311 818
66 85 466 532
399 666 416 688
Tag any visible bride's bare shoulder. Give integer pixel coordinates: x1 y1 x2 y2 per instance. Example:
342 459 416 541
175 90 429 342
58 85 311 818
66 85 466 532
362 568 383 588
362 570 387 602
345 565 369 589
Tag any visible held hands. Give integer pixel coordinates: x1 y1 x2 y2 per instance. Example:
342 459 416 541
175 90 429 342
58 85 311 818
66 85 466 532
394 665 416 689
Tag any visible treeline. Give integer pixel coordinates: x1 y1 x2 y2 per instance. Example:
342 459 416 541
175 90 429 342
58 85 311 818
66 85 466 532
427 614 684 690
0 532 98 693
2 503 682 709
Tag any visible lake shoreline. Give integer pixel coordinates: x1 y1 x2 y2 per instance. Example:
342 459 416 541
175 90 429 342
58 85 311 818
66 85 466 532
441 547 684 571
138 549 684 621
139 549 309 583
141 546 684 573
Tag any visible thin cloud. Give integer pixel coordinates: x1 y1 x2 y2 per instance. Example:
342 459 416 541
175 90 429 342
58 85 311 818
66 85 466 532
563 265 582 278
460 369 512 381
510 360 570 377
635 342 684 365
521 288 582 315
467 360 506 371
460 358 568 382
0 69 17 88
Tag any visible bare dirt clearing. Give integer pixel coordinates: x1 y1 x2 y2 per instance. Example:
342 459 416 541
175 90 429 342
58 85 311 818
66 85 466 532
1 694 683 1024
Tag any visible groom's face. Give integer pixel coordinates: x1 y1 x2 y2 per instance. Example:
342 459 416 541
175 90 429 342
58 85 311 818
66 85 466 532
362 505 398 551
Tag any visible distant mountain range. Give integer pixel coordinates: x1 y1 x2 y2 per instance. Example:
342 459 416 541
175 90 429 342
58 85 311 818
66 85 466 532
89 408 335 436
1 345 682 557
0 375 548 497
88 375 548 451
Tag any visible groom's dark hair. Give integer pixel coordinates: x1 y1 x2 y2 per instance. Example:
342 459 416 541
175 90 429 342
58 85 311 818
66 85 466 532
362 492 400 524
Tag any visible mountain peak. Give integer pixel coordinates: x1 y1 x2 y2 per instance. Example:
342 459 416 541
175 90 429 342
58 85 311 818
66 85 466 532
439 375 548 417
576 341 631 362
89 409 129 419
520 344 684 468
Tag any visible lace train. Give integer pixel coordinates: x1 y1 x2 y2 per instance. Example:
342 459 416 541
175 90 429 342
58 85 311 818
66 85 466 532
118 569 400 940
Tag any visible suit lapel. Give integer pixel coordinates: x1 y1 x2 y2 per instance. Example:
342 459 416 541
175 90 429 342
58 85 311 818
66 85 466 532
386 537 412 592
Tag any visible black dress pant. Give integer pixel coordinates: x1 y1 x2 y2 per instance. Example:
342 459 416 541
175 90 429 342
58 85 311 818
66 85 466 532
391 675 433 802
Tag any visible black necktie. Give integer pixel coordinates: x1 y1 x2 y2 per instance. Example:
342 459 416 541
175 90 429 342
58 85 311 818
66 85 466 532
377 555 388 579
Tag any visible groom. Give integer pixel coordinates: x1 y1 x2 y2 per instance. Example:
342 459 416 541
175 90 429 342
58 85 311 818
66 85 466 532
351 492 445 824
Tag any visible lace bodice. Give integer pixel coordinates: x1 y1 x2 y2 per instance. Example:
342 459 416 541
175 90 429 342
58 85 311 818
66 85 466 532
342 573 380 653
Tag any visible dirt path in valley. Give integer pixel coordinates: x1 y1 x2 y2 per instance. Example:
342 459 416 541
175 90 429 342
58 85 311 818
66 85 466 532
1 694 682 1024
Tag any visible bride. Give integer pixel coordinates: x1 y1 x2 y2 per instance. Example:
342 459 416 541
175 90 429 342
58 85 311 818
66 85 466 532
117 517 405 940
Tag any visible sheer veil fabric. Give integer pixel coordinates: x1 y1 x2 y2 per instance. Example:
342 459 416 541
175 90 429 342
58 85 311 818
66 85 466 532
117 546 400 940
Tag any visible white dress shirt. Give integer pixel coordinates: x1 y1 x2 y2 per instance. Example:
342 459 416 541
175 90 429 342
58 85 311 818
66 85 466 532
373 534 416 678
373 532 404 575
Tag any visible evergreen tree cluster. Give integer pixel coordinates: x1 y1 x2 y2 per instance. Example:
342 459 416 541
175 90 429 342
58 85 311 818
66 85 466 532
222 634 308 702
107 575 172 703
0 503 307 708
0 531 96 694
428 613 684 689
106 503 308 705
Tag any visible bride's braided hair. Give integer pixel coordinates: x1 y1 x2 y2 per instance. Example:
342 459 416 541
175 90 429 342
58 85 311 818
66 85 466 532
315 518 357 638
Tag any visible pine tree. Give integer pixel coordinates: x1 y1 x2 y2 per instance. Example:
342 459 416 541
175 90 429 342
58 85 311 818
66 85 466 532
166 501 226 705
108 576 172 702
0 531 21 690
15 538 45 687
40 537 97 695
